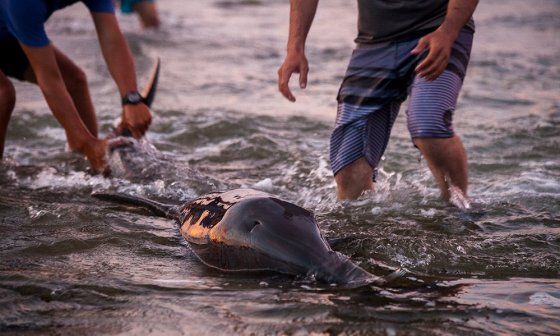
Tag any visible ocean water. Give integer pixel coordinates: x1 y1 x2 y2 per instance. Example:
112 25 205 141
1 0 559 335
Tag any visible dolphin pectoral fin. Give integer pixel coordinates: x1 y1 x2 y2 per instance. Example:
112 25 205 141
379 268 408 285
92 192 179 220
141 58 161 108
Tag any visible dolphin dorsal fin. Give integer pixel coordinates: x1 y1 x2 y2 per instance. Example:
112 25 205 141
141 58 161 108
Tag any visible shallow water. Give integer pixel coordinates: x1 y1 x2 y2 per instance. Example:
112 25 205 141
1 0 559 335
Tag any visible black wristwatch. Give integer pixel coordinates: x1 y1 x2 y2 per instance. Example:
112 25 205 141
121 91 144 106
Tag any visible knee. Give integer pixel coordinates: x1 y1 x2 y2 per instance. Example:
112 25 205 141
412 137 432 152
0 80 16 115
67 67 88 91
135 3 160 28
412 137 456 167
407 108 455 139
141 12 160 28
334 158 374 199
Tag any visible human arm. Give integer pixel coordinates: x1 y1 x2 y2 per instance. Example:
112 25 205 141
411 0 479 81
20 44 108 173
90 12 151 138
277 0 319 102
4 0 108 172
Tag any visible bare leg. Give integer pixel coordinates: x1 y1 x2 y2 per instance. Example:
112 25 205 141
24 48 99 137
54 49 98 137
413 136 468 200
334 157 375 200
134 1 161 29
0 71 16 159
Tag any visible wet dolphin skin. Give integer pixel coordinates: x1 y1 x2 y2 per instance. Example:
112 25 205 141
93 188 383 286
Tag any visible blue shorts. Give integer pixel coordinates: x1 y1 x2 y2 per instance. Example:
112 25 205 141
330 29 473 177
120 0 153 14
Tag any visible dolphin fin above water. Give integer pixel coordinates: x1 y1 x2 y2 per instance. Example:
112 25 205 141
92 189 399 287
93 191 179 219
115 58 161 138
141 58 161 109
106 58 164 177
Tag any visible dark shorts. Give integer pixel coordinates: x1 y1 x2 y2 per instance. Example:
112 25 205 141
330 29 473 176
0 38 30 80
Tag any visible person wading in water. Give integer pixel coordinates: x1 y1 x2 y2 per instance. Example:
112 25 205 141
278 0 478 206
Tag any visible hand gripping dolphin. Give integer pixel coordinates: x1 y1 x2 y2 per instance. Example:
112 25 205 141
106 59 162 178
93 188 395 287
117 58 161 137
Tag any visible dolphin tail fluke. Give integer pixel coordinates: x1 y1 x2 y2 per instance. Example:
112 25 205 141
92 192 179 220
141 58 161 108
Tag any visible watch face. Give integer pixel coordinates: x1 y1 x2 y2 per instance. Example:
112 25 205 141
127 92 142 104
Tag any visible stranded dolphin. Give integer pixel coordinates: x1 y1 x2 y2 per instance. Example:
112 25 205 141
93 188 393 287
100 60 401 286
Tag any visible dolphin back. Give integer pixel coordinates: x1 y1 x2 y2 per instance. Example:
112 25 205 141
92 192 179 220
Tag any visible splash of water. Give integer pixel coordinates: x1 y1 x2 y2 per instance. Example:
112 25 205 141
449 185 471 210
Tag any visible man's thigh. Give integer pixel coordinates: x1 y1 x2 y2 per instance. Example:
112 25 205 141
330 101 403 179
331 42 408 177
406 71 463 139
406 30 474 139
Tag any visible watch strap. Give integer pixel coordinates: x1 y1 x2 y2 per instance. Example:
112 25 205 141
121 91 145 106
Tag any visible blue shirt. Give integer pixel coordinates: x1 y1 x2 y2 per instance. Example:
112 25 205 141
0 0 114 47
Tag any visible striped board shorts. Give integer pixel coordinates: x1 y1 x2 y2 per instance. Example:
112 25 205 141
330 28 473 177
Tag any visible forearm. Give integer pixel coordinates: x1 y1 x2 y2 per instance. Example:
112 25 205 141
41 81 96 147
22 44 95 149
287 0 319 53
93 13 138 96
439 0 478 38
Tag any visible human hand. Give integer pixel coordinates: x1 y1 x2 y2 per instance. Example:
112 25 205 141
118 103 152 138
82 137 137 176
277 51 309 102
411 28 456 81
82 138 109 175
